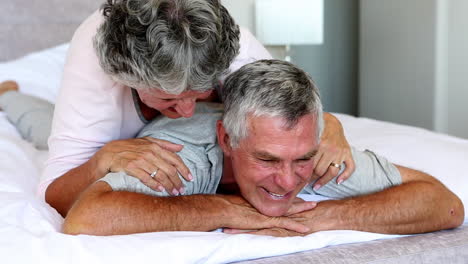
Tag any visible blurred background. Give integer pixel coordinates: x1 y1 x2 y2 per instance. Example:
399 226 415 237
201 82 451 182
222 0 468 139
1 0 466 139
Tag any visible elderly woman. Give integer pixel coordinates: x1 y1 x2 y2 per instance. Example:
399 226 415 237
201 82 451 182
0 0 354 217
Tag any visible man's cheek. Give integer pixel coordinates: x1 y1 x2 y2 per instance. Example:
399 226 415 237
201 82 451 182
296 164 315 181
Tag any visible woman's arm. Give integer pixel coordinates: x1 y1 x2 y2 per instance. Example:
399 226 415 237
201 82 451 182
46 137 190 217
42 11 190 217
311 113 356 189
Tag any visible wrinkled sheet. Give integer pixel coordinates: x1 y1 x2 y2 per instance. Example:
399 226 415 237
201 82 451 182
0 45 466 264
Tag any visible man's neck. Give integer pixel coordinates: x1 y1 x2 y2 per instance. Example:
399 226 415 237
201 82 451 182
218 156 240 194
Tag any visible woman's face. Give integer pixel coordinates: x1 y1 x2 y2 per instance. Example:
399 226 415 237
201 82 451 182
137 88 214 119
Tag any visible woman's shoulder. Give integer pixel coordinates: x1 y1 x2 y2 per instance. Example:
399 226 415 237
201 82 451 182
222 27 272 84
66 9 104 62
237 27 272 59
62 9 119 93
73 9 104 41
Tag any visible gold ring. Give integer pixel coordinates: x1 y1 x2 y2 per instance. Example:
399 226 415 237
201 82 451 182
329 162 341 169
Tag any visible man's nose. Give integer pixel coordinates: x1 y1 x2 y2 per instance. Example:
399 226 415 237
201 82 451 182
275 165 297 192
176 98 196 118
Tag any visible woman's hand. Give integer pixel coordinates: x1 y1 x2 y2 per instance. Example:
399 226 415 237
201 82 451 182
96 137 192 196
311 113 355 190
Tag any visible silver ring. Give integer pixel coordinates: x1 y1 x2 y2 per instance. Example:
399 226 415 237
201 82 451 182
150 169 158 178
329 162 342 169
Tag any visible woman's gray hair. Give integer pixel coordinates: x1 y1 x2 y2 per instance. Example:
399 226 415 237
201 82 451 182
94 0 240 94
222 60 324 148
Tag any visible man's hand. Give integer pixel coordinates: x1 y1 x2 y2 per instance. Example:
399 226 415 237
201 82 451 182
221 196 316 234
224 227 304 237
226 166 465 237
312 113 355 190
223 197 317 236
63 183 317 236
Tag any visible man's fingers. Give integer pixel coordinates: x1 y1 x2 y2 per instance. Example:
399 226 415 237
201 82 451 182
285 201 317 216
223 228 302 237
293 197 305 203
275 218 310 234
223 228 252 234
250 229 303 237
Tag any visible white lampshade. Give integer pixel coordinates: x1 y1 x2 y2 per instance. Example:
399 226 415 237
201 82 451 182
255 0 324 45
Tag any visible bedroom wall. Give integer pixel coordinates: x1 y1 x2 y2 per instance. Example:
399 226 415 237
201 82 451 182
0 0 101 61
447 0 468 138
222 0 359 115
359 0 438 130
292 0 358 115
360 0 468 139
2 0 359 115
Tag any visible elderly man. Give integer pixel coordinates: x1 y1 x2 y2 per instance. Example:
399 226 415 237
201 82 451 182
63 60 464 236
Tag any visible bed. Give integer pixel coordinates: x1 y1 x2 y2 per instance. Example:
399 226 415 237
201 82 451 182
1 1 467 263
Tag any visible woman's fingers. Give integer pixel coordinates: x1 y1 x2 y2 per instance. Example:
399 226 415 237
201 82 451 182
146 137 193 182
311 141 355 190
312 145 338 177
128 167 162 191
152 170 180 195
102 138 193 195
313 167 340 190
311 148 340 188
336 156 355 184
138 138 191 194
153 162 184 195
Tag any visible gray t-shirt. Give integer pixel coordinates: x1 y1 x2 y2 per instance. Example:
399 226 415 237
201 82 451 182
100 103 224 196
100 103 402 198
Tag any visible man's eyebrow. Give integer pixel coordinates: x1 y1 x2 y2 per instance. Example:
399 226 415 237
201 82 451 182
253 151 280 161
253 149 318 160
299 150 318 159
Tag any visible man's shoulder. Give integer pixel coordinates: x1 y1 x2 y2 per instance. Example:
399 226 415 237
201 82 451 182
138 103 223 141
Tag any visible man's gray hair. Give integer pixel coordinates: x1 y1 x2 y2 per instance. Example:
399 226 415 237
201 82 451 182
94 0 240 94
222 60 324 148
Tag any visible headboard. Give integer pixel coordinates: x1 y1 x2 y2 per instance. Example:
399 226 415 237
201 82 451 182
0 0 102 62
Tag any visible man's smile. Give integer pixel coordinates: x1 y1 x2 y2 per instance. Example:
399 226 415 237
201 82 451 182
261 187 292 200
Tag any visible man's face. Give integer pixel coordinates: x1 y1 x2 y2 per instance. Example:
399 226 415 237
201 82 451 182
219 114 319 217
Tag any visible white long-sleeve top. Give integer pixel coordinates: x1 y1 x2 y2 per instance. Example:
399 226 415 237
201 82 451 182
38 10 272 198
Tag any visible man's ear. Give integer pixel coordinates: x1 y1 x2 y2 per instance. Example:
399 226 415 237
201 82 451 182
216 120 232 156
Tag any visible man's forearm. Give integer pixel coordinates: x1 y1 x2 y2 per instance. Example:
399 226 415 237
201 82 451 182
63 182 310 236
63 183 229 235
300 171 464 234
45 154 106 217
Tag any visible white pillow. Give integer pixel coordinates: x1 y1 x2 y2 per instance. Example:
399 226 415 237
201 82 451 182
0 44 69 104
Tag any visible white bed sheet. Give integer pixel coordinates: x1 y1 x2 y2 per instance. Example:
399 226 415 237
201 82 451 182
0 45 466 264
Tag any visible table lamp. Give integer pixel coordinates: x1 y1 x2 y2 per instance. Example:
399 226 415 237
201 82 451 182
255 0 324 61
